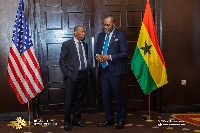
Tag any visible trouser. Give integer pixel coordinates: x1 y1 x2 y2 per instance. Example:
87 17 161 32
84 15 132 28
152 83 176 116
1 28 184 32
64 70 88 126
100 68 125 123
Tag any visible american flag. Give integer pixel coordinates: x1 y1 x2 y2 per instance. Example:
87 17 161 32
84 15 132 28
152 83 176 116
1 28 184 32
7 0 43 105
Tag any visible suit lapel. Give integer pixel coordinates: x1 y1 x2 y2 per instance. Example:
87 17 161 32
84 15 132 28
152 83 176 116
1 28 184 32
100 32 106 53
100 30 118 52
108 29 118 50
70 39 79 59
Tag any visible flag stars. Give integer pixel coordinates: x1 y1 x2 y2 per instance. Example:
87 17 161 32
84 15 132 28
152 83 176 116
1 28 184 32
140 41 152 55
8 0 44 105
12 1 33 54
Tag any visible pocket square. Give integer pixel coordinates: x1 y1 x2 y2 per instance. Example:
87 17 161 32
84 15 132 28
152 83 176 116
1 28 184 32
115 39 119 41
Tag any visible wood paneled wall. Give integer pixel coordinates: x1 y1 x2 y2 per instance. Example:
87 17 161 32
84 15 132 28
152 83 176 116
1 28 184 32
0 0 200 115
161 0 200 112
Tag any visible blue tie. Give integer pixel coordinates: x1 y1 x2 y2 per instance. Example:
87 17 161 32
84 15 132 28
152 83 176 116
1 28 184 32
78 42 85 71
101 33 110 68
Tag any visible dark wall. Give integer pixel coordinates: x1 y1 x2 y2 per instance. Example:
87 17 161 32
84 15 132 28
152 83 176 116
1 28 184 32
0 0 200 113
0 0 28 113
162 0 200 112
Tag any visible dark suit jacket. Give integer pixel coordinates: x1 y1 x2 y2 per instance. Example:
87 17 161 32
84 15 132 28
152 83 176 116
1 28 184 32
95 29 128 76
59 38 88 81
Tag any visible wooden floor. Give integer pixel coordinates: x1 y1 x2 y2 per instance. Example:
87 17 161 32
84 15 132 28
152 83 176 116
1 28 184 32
1 111 200 133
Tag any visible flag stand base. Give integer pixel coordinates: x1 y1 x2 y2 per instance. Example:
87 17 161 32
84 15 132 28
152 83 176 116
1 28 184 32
140 94 155 122
146 116 154 122
25 124 34 128
140 115 155 122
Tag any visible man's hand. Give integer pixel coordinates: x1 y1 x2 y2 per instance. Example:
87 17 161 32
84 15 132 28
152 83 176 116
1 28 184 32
100 55 110 62
96 54 110 63
96 54 104 63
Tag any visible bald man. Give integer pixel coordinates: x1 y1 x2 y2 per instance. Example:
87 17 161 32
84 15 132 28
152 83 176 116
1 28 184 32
59 25 88 131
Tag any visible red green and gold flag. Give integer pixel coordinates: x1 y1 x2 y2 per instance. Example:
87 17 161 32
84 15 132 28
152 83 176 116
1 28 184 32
131 0 168 94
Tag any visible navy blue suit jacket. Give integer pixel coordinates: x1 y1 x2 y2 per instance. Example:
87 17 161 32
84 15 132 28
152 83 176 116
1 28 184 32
95 29 128 76
59 38 88 81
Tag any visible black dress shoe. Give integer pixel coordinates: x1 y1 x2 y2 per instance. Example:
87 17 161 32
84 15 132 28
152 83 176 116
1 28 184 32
64 125 72 131
116 122 124 129
97 120 114 127
72 121 87 127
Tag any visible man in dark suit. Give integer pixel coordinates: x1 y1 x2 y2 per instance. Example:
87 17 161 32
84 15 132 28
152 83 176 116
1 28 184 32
95 16 128 129
59 25 88 131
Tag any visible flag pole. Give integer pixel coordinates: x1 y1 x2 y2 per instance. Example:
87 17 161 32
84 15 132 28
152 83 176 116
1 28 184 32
28 101 31 126
26 101 34 128
146 93 154 122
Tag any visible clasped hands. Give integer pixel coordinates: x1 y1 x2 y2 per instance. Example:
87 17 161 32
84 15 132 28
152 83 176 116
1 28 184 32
96 54 110 63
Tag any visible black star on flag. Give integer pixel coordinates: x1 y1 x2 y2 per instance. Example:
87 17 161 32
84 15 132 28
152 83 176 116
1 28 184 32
140 41 152 55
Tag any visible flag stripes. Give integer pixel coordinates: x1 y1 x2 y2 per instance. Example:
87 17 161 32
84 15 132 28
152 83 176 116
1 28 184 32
142 0 166 67
27 48 42 78
7 70 28 105
22 49 43 91
137 23 167 88
9 45 36 97
131 0 167 94
7 0 43 105
8 54 34 101
8 43 43 104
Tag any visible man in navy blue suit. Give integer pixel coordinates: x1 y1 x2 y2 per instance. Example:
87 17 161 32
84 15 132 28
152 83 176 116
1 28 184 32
59 25 88 131
95 16 128 129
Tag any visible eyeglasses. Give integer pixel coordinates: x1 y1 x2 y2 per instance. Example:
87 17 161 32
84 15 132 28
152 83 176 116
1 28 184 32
103 24 111 27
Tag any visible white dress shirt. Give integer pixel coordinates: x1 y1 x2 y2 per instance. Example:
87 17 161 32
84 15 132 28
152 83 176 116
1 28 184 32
74 37 87 70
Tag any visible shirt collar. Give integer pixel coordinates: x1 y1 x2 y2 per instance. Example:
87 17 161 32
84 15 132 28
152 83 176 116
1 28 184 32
74 37 82 43
107 28 115 35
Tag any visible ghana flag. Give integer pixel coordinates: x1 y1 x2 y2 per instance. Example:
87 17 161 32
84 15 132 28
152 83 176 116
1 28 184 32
131 0 168 94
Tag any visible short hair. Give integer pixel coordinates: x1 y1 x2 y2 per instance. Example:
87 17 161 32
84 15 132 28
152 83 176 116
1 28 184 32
74 25 83 32
104 15 115 23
